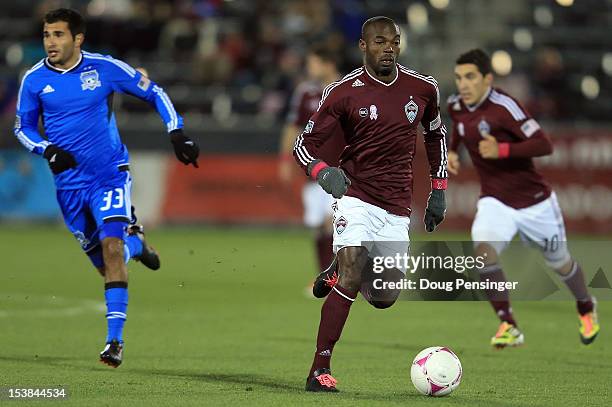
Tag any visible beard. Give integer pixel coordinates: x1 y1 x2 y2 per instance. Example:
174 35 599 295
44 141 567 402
377 64 393 76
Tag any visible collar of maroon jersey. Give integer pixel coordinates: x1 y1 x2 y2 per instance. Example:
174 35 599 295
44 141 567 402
364 64 398 87
465 86 492 112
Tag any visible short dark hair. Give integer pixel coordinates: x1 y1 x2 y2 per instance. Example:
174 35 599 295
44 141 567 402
308 45 339 67
44 8 86 38
361 16 398 40
456 49 491 76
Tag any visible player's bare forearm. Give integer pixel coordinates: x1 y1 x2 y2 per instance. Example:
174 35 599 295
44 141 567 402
280 124 300 155
279 124 300 182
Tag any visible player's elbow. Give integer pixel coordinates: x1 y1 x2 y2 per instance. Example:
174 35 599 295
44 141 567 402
540 136 554 156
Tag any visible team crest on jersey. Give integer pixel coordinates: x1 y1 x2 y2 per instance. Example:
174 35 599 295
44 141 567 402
80 70 101 91
303 120 314 134
359 107 368 118
478 118 490 136
73 231 90 248
404 99 419 123
335 216 348 234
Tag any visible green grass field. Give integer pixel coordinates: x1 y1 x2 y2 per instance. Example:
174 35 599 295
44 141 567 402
1 226 610 406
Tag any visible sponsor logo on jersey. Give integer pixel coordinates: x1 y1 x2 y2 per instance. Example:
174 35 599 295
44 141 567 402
137 76 151 91
405 99 419 123
369 105 378 120
335 216 348 234
520 118 540 138
42 84 55 94
351 79 365 87
478 118 490 137
359 107 368 117
80 70 102 91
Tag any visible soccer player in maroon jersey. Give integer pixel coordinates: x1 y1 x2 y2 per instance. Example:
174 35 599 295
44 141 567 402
447 49 599 348
279 46 344 287
293 16 448 392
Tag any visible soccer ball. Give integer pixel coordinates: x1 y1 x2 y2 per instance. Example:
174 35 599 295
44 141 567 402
410 346 462 396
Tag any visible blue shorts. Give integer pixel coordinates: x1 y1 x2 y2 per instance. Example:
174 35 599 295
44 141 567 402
57 168 133 268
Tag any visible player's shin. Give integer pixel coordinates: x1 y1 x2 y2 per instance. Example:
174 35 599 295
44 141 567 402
104 281 128 343
555 260 593 315
309 284 356 378
479 264 516 326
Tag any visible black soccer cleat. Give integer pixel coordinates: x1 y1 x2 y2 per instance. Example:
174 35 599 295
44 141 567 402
305 368 339 392
99 339 123 368
312 256 338 298
128 225 160 270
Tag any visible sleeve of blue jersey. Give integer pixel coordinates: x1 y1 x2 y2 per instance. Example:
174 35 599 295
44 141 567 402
14 67 50 156
102 56 184 133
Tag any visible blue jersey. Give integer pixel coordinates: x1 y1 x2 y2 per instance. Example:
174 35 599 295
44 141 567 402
14 51 183 190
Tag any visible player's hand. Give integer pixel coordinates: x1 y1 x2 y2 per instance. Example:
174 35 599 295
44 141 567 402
424 189 446 232
43 144 77 174
170 129 199 168
478 133 499 159
447 151 461 175
316 166 351 199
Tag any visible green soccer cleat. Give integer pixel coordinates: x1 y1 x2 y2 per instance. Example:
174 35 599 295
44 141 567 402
491 321 524 349
579 307 600 345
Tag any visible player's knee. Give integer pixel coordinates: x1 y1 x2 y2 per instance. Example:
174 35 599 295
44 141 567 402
370 298 398 309
474 242 499 265
369 286 401 309
553 258 574 276
102 237 125 262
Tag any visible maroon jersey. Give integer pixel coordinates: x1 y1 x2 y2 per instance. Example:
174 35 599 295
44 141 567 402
287 80 345 167
293 65 447 216
448 87 551 208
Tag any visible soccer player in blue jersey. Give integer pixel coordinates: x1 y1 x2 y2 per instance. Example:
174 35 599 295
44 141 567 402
14 8 199 367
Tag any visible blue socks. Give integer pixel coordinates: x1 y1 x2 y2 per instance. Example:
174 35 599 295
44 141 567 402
105 282 128 343
124 234 143 260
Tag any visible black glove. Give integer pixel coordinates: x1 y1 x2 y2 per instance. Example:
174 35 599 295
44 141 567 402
43 145 77 174
424 189 446 232
309 161 351 199
170 129 199 168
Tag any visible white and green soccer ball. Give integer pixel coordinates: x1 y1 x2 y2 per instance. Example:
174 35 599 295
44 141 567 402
410 346 462 397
